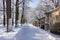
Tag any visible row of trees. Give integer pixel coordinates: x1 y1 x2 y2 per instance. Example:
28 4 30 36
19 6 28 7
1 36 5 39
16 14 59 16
2 0 31 32
2 0 59 32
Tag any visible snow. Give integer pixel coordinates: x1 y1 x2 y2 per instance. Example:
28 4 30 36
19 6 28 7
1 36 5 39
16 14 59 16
0 25 22 40
47 32 60 40
0 24 60 40
19 24 60 40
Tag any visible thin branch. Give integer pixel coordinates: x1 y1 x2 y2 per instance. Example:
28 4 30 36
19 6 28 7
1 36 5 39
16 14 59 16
11 0 23 6
18 0 23 5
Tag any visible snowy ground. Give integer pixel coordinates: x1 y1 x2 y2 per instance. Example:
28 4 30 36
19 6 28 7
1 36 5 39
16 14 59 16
0 24 60 40
0 24 22 40
20 24 60 40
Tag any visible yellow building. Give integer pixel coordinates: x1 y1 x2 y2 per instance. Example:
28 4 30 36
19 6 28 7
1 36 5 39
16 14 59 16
45 6 60 34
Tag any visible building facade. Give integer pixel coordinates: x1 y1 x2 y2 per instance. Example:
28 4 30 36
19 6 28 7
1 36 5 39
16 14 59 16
45 6 60 34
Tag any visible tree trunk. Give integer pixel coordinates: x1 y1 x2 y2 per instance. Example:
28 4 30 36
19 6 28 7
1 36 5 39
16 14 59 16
6 0 11 32
3 0 5 26
15 0 19 27
21 0 25 26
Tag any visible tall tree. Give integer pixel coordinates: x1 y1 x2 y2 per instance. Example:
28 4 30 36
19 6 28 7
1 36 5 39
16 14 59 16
20 0 31 25
21 0 25 25
3 0 5 26
15 0 19 27
15 0 32 26
6 0 11 32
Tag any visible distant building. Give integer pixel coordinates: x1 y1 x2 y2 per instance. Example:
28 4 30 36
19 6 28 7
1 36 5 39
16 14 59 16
45 6 60 34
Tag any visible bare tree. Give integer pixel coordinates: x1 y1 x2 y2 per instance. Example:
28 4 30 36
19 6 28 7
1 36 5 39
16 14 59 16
51 0 60 7
15 0 19 27
15 0 26 27
21 0 32 25
6 0 11 32
15 0 32 26
21 0 25 25
3 0 5 26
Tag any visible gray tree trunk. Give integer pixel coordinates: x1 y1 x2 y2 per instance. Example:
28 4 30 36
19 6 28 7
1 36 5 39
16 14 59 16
6 0 11 32
21 0 25 26
3 0 5 26
15 0 19 27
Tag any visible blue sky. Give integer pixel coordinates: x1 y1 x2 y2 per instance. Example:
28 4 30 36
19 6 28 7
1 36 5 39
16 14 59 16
28 0 39 8
14 0 39 8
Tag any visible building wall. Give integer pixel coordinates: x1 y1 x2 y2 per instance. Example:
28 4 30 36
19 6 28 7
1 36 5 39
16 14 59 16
49 9 60 25
49 9 60 33
45 7 60 31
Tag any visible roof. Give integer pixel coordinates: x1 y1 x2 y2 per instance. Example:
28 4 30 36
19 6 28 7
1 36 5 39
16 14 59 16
45 6 60 14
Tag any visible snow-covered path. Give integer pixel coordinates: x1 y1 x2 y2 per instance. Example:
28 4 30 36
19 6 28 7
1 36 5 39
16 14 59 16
0 24 60 40
19 24 60 40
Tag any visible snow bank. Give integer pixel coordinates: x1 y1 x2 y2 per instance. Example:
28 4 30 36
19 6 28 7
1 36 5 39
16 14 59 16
0 26 22 40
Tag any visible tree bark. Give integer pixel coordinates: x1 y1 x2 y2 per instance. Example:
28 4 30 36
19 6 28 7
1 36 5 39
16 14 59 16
3 0 5 26
6 0 11 32
21 0 25 26
15 0 19 27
